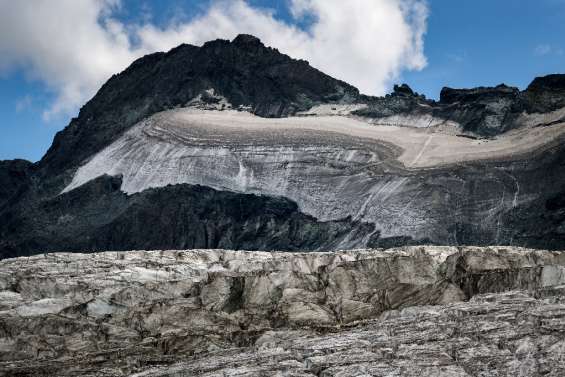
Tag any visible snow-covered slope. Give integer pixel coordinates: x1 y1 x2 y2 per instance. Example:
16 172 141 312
61 108 565 241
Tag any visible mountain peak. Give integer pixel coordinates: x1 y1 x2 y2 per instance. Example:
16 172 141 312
3 35 565 259
232 33 264 46
527 73 565 92
392 84 415 97
39 35 359 174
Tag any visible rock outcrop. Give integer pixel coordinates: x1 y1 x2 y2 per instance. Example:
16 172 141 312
1 246 564 376
0 176 376 257
356 80 565 137
0 159 34 209
524 74 565 113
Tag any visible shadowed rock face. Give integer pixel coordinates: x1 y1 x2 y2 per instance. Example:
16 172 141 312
356 79 565 137
436 85 522 136
0 175 380 258
525 74 565 113
0 159 33 209
1 35 565 257
1 247 564 376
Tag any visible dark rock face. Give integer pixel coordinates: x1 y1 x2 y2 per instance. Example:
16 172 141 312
439 84 520 104
524 74 565 113
392 83 416 96
0 159 33 209
356 75 565 137
436 84 522 136
0 175 381 259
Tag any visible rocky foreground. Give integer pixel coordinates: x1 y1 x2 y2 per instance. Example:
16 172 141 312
1 246 565 376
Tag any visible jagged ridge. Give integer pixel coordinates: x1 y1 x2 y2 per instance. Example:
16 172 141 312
356 76 565 137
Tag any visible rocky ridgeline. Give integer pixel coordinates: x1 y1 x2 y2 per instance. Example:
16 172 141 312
355 75 565 137
1 246 564 376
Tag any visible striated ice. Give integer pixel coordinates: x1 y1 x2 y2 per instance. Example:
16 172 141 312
61 108 565 240
1 246 565 376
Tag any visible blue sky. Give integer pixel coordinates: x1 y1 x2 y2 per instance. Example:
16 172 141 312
1 0 565 162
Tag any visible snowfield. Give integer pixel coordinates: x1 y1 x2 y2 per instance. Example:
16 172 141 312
61 108 565 241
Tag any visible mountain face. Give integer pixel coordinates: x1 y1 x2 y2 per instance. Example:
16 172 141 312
0 159 34 208
40 34 359 177
2 34 565 258
356 78 565 136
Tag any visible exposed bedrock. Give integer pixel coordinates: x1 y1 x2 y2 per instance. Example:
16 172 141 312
356 75 565 137
1 247 564 376
0 175 381 259
0 159 34 209
525 74 565 113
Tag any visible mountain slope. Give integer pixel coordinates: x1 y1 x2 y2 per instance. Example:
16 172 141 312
40 34 359 176
1 34 565 258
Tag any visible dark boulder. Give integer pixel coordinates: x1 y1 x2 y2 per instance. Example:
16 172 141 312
524 74 565 113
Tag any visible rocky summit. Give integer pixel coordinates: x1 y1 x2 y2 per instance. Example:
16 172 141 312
1 246 565 376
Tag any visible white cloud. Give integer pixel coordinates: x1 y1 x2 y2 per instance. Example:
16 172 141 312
534 44 552 56
15 95 33 113
0 0 428 120
534 43 564 57
0 0 138 119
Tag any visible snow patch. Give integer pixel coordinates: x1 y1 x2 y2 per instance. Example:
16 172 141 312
296 103 367 116
15 298 73 317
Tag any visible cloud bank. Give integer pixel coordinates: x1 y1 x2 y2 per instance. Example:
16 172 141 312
0 0 428 119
